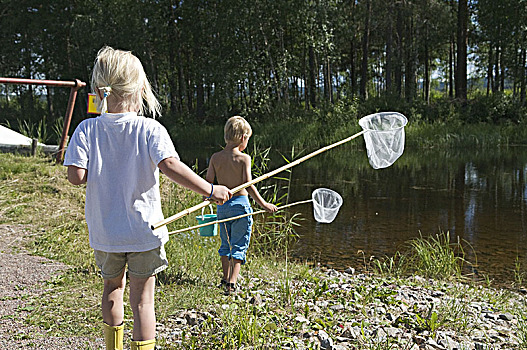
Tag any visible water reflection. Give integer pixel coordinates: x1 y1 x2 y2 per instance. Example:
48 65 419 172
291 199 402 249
284 145 527 285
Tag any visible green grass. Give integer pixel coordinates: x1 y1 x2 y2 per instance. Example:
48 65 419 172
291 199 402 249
2 153 527 349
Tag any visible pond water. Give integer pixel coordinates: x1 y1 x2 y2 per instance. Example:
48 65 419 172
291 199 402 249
178 143 527 285
285 145 527 285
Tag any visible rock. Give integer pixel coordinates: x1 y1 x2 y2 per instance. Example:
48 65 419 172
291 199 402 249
173 317 186 325
249 293 263 305
344 267 355 274
374 328 387 342
426 338 444 349
383 327 401 337
295 315 309 324
317 329 333 349
341 326 361 339
498 312 514 321
330 304 344 311
438 335 460 350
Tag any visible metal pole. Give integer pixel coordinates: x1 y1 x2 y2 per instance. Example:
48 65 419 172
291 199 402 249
56 79 85 163
0 77 81 88
0 77 86 163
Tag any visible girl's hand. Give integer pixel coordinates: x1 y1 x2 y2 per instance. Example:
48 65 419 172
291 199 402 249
210 185 232 205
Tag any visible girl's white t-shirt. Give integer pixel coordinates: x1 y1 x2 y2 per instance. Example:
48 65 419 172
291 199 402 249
64 112 178 252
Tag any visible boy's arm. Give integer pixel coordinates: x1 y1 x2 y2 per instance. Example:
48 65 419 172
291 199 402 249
67 165 87 185
243 155 278 213
158 157 231 204
204 155 216 183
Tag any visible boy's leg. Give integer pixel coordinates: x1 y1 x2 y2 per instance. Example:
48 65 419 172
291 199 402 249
102 269 126 326
129 274 156 341
221 255 231 282
228 258 242 285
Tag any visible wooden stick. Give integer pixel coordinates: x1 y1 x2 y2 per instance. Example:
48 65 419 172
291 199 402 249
168 199 313 235
152 129 366 230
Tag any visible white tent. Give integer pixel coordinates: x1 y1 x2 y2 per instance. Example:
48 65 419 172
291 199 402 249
0 125 35 146
0 125 58 153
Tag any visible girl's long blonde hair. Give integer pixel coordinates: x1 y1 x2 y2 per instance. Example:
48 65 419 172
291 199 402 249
91 46 161 118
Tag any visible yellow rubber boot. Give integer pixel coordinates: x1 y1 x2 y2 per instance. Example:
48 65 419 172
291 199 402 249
103 322 124 350
131 339 156 350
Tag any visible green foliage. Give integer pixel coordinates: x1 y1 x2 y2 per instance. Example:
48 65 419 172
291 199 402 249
1 0 526 134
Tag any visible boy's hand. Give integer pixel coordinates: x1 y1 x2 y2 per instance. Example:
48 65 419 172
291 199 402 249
210 185 232 205
263 202 278 213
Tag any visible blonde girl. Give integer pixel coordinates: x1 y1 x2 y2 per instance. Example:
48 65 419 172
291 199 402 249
64 46 231 350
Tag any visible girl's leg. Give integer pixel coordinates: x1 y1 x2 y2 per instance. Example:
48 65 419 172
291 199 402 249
129 275 156 341
102 269 126 326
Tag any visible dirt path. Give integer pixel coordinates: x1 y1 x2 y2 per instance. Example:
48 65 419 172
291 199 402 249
0 224 103 349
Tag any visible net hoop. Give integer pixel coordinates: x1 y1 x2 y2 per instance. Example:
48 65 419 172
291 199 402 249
358 112 408 169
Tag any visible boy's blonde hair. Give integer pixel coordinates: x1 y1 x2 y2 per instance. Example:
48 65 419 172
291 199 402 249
224 116 252 144
91 46 161 118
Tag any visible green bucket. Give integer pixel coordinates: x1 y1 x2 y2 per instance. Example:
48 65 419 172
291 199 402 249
195 205 218 237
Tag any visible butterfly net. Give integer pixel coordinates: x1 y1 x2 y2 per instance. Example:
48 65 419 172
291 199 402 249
312 188 343 223
358 112 408 169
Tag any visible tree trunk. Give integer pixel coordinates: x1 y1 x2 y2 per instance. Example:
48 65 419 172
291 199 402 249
360 0 371 99
494 44 500 93
386 10 393 94
395 1 404 97
196 77 205 121
405 16 416 103
350 41 356 97
424 40 430 104
449 37 454 98
455 0 468 100
521 47 526 103
487 44 493 96
308 45 317 108
350 0 357 97
45 86 55 120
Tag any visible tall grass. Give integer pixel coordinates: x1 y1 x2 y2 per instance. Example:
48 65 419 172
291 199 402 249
373 231 470 281
408 232 467 280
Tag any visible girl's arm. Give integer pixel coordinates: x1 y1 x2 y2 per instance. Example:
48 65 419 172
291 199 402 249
67 165 87 185
158 157 231 204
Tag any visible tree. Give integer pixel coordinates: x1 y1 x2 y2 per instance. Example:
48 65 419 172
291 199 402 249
455 0 468 100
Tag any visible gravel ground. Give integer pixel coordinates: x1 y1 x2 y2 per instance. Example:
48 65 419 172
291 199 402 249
0 224 103 349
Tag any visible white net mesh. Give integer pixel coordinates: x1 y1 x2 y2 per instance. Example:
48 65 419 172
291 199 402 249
358 112 408 169
312 188 343 223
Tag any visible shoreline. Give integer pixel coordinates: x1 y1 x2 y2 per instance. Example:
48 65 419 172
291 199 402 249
156 267 526 349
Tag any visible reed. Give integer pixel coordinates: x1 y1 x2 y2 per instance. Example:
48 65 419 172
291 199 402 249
406 232 467 280
372 231 470 281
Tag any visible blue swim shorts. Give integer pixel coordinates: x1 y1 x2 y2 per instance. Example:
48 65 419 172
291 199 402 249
216 195 253 264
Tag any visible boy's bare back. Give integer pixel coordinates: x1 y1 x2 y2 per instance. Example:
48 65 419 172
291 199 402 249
209 147 251 196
